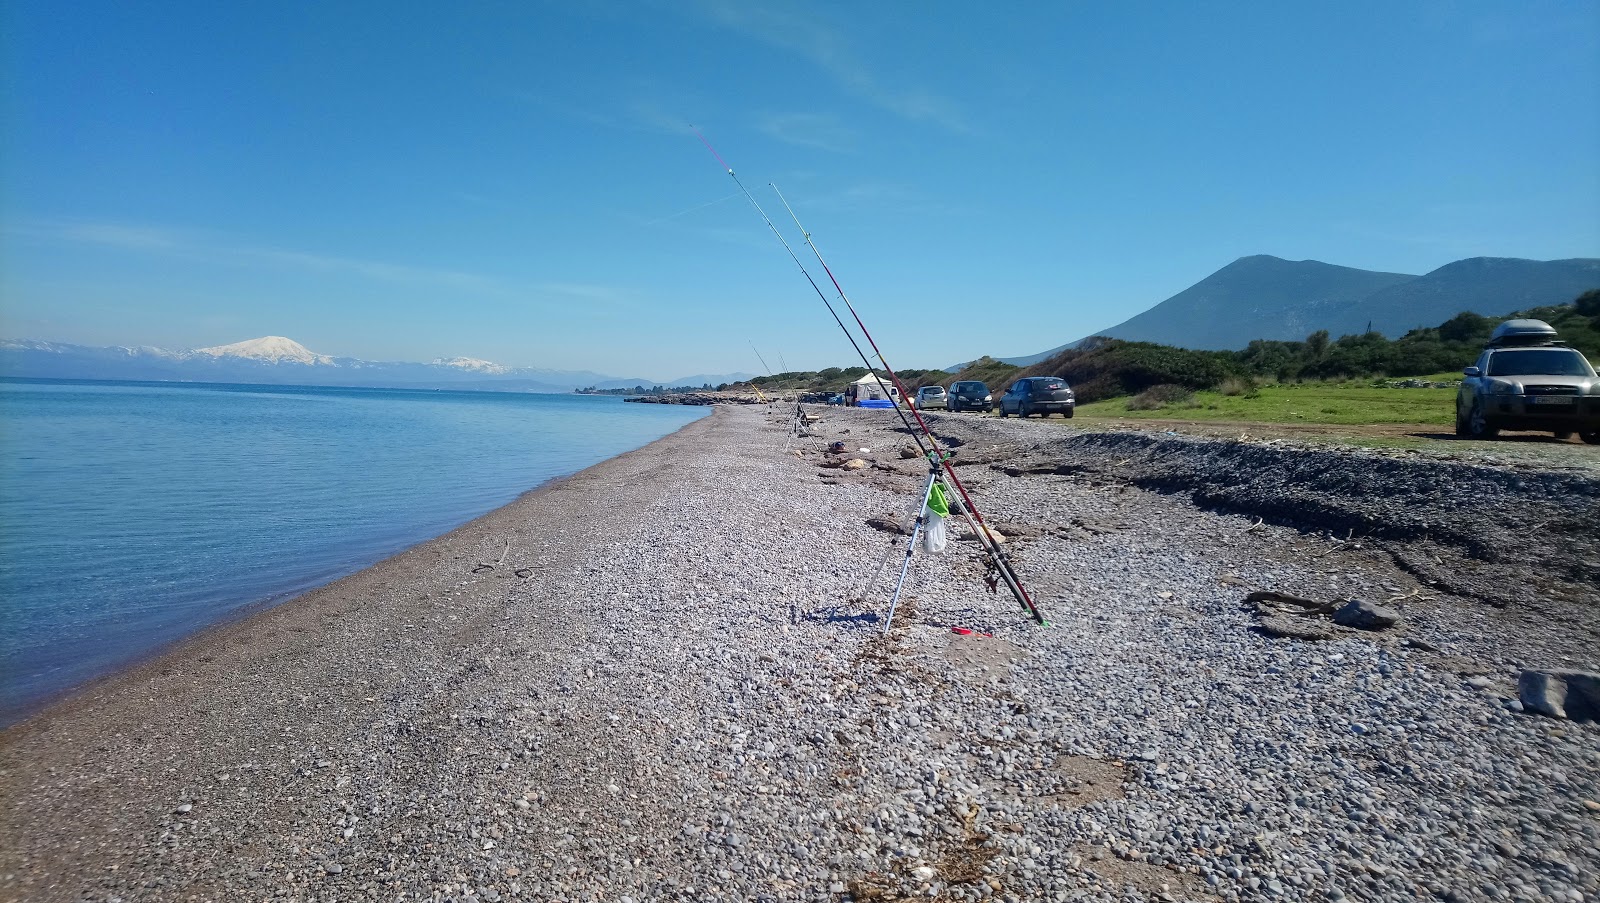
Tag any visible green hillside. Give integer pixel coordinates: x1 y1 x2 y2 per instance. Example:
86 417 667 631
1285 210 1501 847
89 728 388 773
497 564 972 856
725 290 1600 404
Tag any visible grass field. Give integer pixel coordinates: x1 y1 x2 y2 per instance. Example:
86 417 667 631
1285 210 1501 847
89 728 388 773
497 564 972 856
1075 383 1456 426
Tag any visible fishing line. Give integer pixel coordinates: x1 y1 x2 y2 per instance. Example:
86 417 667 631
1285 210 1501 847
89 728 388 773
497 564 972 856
638 191 743 228
691 127 937 461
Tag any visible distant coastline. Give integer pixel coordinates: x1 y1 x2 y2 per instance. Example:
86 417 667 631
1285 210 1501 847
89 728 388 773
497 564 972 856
0 336 755 394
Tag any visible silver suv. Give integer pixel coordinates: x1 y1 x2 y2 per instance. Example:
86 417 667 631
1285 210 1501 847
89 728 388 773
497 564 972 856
913 385 948 410
1456 320 1600 443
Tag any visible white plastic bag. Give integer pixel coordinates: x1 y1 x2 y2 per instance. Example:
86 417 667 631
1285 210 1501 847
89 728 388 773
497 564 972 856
922 511 947 554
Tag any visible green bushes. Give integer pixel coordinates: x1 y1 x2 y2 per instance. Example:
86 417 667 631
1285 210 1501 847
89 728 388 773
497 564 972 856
1126 384 1196 410
1007 338 1237 404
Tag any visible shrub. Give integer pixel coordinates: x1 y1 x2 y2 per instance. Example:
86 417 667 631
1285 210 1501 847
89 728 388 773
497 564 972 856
1218 376 1258 397
1127 384 1194 410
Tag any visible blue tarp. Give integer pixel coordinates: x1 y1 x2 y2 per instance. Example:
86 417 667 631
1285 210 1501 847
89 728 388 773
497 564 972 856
858 398 896 409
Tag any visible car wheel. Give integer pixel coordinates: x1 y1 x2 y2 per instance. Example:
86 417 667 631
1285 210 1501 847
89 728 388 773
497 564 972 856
1554 431 1574 441
997 405 1008 418
1020 403 1032 418
1454 405 1469 437
1581 430 1600 445
1065 407 1075 419
1466 401 1499 439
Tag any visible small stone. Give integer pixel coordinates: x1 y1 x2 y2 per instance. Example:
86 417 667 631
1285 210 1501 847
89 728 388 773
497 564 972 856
325 863 343 874
912 865 936 882
174 803 192 814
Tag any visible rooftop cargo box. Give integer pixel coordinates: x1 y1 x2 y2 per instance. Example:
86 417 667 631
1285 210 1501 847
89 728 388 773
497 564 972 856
1487 319 1560 347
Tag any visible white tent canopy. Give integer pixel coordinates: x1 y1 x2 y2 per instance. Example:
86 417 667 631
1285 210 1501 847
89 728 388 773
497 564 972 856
849 371 898 401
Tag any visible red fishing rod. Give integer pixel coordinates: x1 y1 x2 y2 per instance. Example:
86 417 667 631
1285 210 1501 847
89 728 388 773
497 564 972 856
693 128 1046 626
769 185 1045 626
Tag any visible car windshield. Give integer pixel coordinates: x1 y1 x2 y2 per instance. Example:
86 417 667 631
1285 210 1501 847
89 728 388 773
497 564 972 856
1486 349 1596 377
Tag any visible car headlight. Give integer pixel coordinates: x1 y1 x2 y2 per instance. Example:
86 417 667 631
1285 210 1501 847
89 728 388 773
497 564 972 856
983 395 992 402
1488 380 1523 395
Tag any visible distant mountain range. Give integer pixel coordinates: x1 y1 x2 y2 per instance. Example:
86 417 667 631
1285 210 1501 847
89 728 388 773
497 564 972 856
994 255 1600 366
0 336 753 392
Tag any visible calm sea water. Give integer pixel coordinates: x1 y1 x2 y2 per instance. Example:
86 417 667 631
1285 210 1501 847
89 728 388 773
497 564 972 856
0 379 707 723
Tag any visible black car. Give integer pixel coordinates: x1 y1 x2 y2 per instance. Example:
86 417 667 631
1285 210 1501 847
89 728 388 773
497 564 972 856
998 376 1075 418
947 380 992 413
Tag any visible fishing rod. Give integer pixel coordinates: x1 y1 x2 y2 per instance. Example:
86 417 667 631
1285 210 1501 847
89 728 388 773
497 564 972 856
749 341 776 378
746 341 775 404
769 184 1045 627
692 128 1045 626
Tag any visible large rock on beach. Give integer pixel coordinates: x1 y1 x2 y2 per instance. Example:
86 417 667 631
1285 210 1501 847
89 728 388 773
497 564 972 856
1330 599 1402 630
1518 670 1600 722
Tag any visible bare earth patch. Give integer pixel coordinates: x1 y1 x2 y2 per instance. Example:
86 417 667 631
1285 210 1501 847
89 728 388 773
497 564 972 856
1074 844 1221 901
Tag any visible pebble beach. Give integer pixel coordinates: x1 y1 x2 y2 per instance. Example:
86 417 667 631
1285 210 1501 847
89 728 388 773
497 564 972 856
3 404 1597 903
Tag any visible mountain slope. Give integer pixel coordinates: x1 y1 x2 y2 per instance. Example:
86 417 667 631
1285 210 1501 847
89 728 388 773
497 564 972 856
1092 255 1419 351
987 254 1600 363
1326 257 1600 339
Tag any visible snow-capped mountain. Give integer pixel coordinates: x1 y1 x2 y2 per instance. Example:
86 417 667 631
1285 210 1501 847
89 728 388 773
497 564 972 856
0 336 753 392
195 336 334 365
429 356 510 375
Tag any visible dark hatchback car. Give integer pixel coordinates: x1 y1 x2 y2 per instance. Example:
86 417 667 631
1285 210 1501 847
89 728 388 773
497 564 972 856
947 380 992 412
998 376 1075 418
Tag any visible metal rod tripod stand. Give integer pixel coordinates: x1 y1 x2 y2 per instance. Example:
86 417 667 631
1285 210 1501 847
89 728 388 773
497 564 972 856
881 456 944 635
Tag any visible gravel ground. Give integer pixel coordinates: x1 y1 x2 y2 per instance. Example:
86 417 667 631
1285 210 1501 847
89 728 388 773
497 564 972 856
2 404 1596 903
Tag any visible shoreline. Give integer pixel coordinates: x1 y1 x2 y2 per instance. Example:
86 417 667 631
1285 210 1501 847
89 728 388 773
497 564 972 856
4 404 1595 902
0 405 719 736
0 390 709 728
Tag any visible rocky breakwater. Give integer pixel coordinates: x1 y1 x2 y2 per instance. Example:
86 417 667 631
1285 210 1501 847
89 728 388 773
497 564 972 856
625 391 768 405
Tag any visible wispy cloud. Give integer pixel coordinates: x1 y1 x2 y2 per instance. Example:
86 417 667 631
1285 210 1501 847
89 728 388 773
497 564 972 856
757 112 856 152
689 0 966 132
533 282 631 304
40 222 184 251
242 246 496 290
11 219 497 291
624 97 698 134
773 179 955 219
511 85 704 138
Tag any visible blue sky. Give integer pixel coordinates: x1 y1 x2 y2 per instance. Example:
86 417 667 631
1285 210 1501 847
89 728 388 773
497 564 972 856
4 1 1597 378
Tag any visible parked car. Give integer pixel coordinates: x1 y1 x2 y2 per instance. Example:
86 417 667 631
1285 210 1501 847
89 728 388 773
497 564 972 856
1456 319 1600 443
947 380 992 413
998 376 1075 418
913 385 948 410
